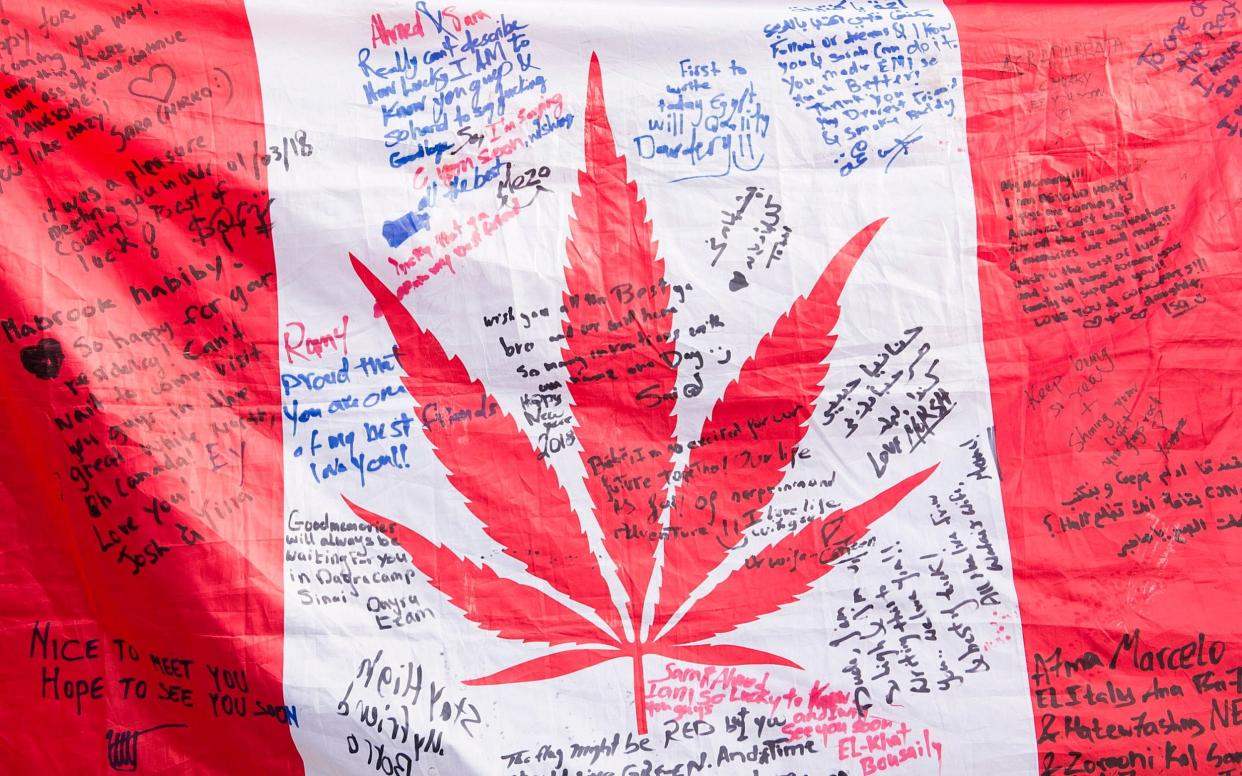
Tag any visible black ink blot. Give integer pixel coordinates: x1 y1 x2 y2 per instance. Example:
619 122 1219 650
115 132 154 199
20 337 64 380
728 271 749 292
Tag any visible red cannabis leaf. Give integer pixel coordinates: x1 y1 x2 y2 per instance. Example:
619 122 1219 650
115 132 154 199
344 52 937 735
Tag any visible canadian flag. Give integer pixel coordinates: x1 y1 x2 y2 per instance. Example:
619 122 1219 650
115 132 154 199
1 1 1239 774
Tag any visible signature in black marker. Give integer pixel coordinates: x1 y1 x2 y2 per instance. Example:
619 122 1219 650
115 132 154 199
105 723 188 771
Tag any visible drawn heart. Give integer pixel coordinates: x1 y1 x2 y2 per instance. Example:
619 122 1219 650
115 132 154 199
128 64 176 103
20 338 64 380
728 271 749 292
